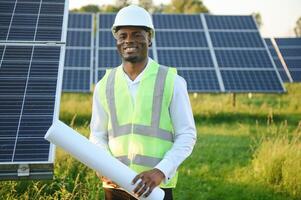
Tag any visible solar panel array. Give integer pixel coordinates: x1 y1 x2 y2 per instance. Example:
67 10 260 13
275 38 301 82
93 13 285 93
0 0 68 179
63 13 94 92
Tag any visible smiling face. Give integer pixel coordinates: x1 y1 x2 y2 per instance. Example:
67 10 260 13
115 26 151 64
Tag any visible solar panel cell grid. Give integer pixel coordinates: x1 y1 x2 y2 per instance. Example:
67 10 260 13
210 32 264 47
68 13 92 29
62 69 90 91
0 0 65 42
99 14 115 29
157 49 213 68
215 50 274 68
221 70 283 91
156 31 208 47
205 15 257 30
279 48 301 57
178 70 220 91
153 14 203 29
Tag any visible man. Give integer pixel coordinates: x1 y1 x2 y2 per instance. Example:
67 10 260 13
90 5 196 200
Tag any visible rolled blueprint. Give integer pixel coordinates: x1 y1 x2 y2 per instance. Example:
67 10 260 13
44 120 165 200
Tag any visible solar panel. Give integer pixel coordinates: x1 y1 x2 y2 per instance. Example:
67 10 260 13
264 38 291 82
0 0 65 42
95 13 285 93
0 0 68 180
63 13 94 92
204 15 284 92
275 38 301 82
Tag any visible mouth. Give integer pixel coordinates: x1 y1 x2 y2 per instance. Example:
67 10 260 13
124 46 138 53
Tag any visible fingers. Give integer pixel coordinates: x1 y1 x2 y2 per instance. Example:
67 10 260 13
136 181 150 197
132 174 142 185
143 183 155 198
133 179 145 194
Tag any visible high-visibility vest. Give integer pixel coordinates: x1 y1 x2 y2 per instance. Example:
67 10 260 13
97 60 178 188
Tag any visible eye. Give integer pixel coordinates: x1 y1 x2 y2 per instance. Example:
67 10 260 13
117 33 127 40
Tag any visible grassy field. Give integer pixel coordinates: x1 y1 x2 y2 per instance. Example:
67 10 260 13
1 84 301 200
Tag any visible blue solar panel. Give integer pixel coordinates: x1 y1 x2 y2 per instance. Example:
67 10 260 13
156 31 208 47
157 50 213 68
98 49 121 68
63 13 93 92
68 13 92 29
215 50 274 68
64 49 91 68
221 70 283 92
62 69 90 92
0 0 65 42
290 70 301 81
153 14 203 29
274 38 301 82
205 15 257 30
285 59 301 69
276 38 301 46
99 31 115 47
279 48 301 57
210 32 264 47
66 31 91 47
178 70 220 92
0 45 61 163
99 13 115 29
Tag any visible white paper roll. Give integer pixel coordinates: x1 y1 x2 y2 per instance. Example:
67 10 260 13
44 120 165 200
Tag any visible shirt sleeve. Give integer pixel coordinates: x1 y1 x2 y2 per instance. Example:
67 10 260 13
89 82 110 151
155 75 197 183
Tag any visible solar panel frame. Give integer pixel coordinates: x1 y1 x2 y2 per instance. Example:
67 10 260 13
0 0 69 180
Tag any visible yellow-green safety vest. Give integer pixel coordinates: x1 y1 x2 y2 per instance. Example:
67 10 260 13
97 60 178 188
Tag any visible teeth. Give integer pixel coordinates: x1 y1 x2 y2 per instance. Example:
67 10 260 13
126 48 136 51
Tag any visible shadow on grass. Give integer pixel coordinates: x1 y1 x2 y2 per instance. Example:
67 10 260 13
194 112 301 126
175 173 293 200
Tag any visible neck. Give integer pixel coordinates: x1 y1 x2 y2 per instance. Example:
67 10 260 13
122 58 148 81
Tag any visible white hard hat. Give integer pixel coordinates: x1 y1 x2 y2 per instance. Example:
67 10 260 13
112 5 155 38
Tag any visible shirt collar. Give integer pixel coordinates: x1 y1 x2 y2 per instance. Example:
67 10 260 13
122 57 154 84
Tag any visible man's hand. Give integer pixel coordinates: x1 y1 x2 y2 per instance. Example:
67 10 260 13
96 172 119 188
132 168 165 198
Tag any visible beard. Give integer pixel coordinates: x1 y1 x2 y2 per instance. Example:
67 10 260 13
122 54 144 63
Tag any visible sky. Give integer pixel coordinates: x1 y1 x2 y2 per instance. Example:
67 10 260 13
68 0 301 38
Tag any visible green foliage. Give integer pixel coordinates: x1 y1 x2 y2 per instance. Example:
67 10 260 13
252 128 301 198
163 0 209 14
70 0 209 14
295 16 301 37
1 84 301 199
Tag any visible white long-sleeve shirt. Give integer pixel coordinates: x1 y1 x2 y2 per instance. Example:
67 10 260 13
89 58 197 183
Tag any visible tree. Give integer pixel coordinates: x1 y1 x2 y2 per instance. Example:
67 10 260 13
252 12 262 28
294 17 301 37
79 4 101 13
138 0 154 12
163 0 208 14
115 0 131 8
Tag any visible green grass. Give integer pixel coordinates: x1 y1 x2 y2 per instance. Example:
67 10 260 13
1 83 301 199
